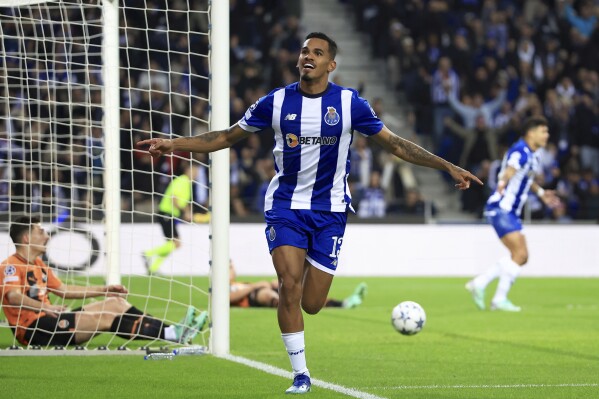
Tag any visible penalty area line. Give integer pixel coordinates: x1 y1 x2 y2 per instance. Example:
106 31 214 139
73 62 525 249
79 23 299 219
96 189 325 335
368 383 599 390
223 354 388 399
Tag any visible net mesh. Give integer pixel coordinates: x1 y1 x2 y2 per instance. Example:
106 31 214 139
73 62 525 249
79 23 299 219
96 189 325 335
0 0 213 351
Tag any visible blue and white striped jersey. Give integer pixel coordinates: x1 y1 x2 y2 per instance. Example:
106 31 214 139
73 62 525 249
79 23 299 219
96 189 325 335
486 139 541 216
238 82 383 212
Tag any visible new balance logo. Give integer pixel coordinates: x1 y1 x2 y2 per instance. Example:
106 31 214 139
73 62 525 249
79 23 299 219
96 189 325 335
284 113 297 120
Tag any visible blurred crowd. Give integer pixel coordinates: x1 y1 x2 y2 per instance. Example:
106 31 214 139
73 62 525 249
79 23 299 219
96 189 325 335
1 0 597 222
349 0 599 220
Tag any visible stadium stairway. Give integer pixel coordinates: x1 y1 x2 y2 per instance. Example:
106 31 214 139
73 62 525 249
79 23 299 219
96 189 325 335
302 0 475 221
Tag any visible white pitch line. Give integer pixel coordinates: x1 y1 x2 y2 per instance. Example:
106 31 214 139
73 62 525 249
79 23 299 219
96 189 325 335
223 354 388 399
368 383 599 390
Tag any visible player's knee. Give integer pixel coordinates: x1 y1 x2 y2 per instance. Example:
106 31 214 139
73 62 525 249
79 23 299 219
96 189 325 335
301 298 325 315
105 296 131 311
279 278 302 298
301 304 323 315
513 251 528 265
81 311 113 331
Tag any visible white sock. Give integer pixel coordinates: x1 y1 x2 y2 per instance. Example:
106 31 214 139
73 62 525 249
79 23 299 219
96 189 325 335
492 257 522 303
282 331 309 377
472 258 503 289
164 325 177 341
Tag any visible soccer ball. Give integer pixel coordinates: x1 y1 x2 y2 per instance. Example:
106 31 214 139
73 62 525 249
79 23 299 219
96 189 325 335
391 301 426 335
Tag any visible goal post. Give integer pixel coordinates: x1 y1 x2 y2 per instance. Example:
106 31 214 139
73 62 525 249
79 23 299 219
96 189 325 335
0 0 230 354
209 0 230 357
102 0 121 287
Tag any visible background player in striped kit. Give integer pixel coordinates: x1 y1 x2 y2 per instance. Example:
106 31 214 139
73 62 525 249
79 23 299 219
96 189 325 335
466 116 560 312
139 32 482 394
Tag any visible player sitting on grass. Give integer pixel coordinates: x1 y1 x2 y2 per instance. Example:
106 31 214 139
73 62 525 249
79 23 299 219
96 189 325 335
0 216 208 347
229 260 367 309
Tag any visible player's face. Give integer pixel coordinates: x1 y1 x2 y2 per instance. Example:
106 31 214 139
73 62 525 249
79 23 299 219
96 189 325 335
27 223 50 253
297 38 336 82
528 125 549 150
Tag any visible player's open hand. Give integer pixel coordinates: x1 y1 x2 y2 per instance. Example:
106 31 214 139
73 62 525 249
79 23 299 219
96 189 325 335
106 284 129 297
137 138 174 158
540 190 561 209
448 164 483 190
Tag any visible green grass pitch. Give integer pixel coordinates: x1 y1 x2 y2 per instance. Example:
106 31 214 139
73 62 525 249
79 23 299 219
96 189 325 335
1 276 598 398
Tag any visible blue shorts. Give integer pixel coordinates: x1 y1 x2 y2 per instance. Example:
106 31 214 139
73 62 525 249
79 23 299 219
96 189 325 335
264 209 347 275
485 208 522 238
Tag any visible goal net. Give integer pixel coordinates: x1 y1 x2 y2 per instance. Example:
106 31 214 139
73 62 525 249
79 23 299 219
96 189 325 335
0 0 228 353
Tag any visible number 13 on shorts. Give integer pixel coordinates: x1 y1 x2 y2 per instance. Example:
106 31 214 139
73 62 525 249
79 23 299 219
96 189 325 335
329 236 343 258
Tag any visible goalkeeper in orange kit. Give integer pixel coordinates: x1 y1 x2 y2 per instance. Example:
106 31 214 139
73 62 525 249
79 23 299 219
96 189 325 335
0 216 207 347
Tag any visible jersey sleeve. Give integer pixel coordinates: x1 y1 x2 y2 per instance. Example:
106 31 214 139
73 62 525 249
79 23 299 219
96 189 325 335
350 93 384 136
237 92 275 132
0 262 23 294
506 149 528 170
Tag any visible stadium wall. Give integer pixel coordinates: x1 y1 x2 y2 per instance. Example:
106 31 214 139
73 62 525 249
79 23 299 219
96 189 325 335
0 224 597 277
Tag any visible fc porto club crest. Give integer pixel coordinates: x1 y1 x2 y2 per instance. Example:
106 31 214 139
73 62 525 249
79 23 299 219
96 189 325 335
324 106 340 126
268 226 276 241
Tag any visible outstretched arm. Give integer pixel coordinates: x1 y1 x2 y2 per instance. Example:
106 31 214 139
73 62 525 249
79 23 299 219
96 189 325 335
447 89 475 120
485 89 507 114
5 290 68 318
137 123 251 158
370 126 483 190
50 283 128 299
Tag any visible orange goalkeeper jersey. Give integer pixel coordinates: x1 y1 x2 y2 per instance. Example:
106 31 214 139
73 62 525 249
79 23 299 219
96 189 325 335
0 254 62 344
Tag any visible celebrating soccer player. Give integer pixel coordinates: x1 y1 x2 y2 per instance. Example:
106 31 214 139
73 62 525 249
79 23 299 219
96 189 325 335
139 32 481 394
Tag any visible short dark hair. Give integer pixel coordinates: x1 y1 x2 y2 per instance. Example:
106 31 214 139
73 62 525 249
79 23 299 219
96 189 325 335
305 32 338 59
522 116 548 136
10 216 40 244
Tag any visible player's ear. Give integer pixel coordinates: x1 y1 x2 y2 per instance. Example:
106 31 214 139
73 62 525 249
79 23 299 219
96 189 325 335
327 60 337 73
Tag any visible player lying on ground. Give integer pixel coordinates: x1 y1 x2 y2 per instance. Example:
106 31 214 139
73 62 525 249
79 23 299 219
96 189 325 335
229 260 367 309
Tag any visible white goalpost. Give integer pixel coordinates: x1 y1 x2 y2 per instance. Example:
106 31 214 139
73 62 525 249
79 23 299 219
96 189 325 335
0 0 229 354
208 0 230 357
